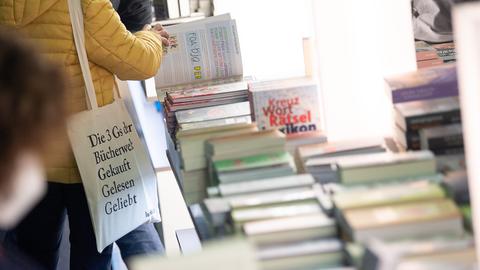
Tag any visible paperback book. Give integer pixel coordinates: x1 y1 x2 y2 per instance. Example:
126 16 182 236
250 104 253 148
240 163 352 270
155 14 243 99
385 64 458 104
249 77 322 136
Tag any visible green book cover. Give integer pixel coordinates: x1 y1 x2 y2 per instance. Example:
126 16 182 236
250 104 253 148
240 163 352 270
334 180 445 210
214 151 293 172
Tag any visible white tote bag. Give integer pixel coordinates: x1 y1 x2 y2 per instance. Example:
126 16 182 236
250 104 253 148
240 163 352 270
67 0 161 252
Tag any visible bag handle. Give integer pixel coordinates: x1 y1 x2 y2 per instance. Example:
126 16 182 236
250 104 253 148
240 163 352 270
67 0 121 110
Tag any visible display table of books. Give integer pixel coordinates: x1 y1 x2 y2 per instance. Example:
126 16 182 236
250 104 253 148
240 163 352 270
129 13 476 270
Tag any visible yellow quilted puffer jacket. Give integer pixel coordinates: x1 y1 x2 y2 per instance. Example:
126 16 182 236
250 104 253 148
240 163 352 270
0 0 163 184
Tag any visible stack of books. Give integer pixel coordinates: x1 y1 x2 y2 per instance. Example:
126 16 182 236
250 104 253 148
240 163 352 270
362 236 475 270
415 41 456 69
333 178 464 244
188 145 473 269
164 80 252 138
305 151 437 186
386 64 465 173
148 12 475 270
176 123 257 204
153 14 259 204
298 138 390 183
202 174 345 270
205 129 296 185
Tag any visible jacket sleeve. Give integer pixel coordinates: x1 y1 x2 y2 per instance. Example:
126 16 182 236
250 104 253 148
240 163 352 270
83 0 163 80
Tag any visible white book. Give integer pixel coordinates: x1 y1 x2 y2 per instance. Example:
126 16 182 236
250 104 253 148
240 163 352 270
298 137 386 161
175 101 250 124
218 174 315 196
243 213 335 238
155 14 243 91
232 202 322 224
257 238 342 261
338 151 436 185
228 187 318 209
130 239 259 270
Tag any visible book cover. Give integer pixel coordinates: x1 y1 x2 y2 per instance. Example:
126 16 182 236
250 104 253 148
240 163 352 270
228 187 317 209
213 151 293 172
345 199 460 230
385 64 458 104
334 180 445 210
417 58 444 69
178 115 252 132
393 125 421 150
298 138 386 161
155 14 243 90
167 80 249 102
420 123 464 154
218 173 315 196
158 75 244 101
175 101 251 124
338 151 436 185
394 96 461 131
256 238 342 261
166 95 248 112
249 77 322 136
206 129 285 157
432 42 456 62
232 202 322 224
415 41 440 61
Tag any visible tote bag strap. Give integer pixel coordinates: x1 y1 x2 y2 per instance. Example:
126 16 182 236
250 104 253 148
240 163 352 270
67 0 98 110
68 0 121 110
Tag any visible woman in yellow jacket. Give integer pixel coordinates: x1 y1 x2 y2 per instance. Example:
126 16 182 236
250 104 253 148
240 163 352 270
0 0 168 269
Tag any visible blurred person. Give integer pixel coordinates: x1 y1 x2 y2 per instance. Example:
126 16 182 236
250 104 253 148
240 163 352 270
0 27 67 269
111 0 154 32
0 1 169 269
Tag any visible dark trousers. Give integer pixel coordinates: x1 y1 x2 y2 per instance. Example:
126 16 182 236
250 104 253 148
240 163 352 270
5 183 113 270
116 223 164 262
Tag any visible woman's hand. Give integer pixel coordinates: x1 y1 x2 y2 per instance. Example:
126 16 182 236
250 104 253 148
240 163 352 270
143 24 170 47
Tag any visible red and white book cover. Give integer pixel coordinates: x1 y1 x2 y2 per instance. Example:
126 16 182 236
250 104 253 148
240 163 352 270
249 77 322 136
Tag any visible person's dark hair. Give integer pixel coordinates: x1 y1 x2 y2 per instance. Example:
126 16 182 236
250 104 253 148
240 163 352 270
0 28 67 189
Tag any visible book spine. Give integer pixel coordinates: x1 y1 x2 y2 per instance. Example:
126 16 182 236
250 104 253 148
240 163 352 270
417 59 444 69
436 49 456 61
430 147 464 156
405 131 421 150
391 80 459 104
248 87 256 121
405 110 461 131
416 51 439 61
426 134 464 151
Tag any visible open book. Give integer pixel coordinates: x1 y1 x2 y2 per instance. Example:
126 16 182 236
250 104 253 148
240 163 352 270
155 14 243 100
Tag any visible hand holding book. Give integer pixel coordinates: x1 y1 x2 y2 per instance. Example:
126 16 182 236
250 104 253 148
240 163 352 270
144 23 170 47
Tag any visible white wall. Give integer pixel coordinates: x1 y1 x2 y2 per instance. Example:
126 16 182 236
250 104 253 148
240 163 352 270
213 0 313 80
213 0 416 141
312 0 416 140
